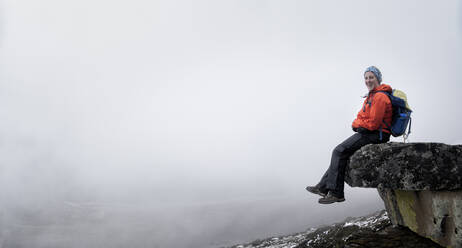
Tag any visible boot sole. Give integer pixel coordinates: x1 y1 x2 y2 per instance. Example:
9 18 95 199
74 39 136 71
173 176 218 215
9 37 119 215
318 197 345 204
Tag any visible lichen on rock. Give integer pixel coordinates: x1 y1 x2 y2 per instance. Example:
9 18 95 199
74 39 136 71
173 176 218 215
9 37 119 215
345 142 462 190
345 142 462 248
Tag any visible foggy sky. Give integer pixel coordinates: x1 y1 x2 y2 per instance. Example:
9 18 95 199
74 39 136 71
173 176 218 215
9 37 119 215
1 0 461 247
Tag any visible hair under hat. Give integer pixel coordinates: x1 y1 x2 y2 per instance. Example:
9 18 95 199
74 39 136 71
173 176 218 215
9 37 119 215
364 66 382 83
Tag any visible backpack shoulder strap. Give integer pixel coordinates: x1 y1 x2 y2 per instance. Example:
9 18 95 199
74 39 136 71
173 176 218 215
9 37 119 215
375 90 393 139
375 90 392 99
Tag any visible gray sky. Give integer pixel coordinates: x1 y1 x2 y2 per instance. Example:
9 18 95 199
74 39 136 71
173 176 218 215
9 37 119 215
1 0 462 247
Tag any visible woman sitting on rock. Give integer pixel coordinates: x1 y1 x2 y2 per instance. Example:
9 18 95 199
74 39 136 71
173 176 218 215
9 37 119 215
306 66 392 204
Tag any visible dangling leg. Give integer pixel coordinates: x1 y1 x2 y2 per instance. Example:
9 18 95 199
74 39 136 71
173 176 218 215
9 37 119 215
318 133 377 204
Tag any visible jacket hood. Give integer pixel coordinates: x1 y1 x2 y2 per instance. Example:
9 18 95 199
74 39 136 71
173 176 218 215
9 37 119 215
371 84 392 93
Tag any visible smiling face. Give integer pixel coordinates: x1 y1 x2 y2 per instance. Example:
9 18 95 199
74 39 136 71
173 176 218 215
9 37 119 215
364 71 380 92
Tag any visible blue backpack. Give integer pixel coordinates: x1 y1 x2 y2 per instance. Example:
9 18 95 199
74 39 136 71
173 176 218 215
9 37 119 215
377 89 412 141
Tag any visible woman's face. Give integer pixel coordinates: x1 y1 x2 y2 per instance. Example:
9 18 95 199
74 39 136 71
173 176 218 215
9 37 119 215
364 71 380 92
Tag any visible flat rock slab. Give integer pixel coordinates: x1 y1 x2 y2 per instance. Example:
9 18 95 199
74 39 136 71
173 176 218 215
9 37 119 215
345 142 462 190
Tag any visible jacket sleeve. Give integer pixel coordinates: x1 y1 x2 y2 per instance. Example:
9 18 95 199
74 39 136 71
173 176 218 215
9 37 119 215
361 93 390 131
352 99 366 128
352 113 361 129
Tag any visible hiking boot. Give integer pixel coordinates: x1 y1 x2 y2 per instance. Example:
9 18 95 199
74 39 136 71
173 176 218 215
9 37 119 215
305 186 328 197
318 192 345 204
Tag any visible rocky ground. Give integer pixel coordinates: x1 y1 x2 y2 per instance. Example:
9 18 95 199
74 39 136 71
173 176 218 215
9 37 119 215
225 210 442 248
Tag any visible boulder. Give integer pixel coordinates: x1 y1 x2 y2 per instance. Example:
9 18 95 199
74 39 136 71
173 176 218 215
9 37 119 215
345 142 462 190
345 142 462 248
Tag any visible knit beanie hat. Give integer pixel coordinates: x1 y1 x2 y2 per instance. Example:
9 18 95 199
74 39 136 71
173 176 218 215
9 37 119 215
364 66 382 83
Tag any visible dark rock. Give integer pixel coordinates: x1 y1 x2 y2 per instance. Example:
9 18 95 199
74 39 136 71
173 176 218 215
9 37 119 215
345 142 462 190
227 210 442 248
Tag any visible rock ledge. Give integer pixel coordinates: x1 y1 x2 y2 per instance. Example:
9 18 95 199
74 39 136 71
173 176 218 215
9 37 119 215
345 142 462 190
345 142 462 248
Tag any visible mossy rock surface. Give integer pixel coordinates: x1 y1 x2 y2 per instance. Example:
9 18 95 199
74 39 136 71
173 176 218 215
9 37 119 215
345 142 462 190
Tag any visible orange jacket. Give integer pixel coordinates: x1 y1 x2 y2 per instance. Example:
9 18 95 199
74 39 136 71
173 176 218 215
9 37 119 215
352 84 393 133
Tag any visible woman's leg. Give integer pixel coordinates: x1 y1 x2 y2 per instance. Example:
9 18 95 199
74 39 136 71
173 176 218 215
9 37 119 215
318 133 380 197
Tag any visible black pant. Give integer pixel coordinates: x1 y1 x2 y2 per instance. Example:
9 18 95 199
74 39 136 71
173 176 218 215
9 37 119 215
316 132 390 197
